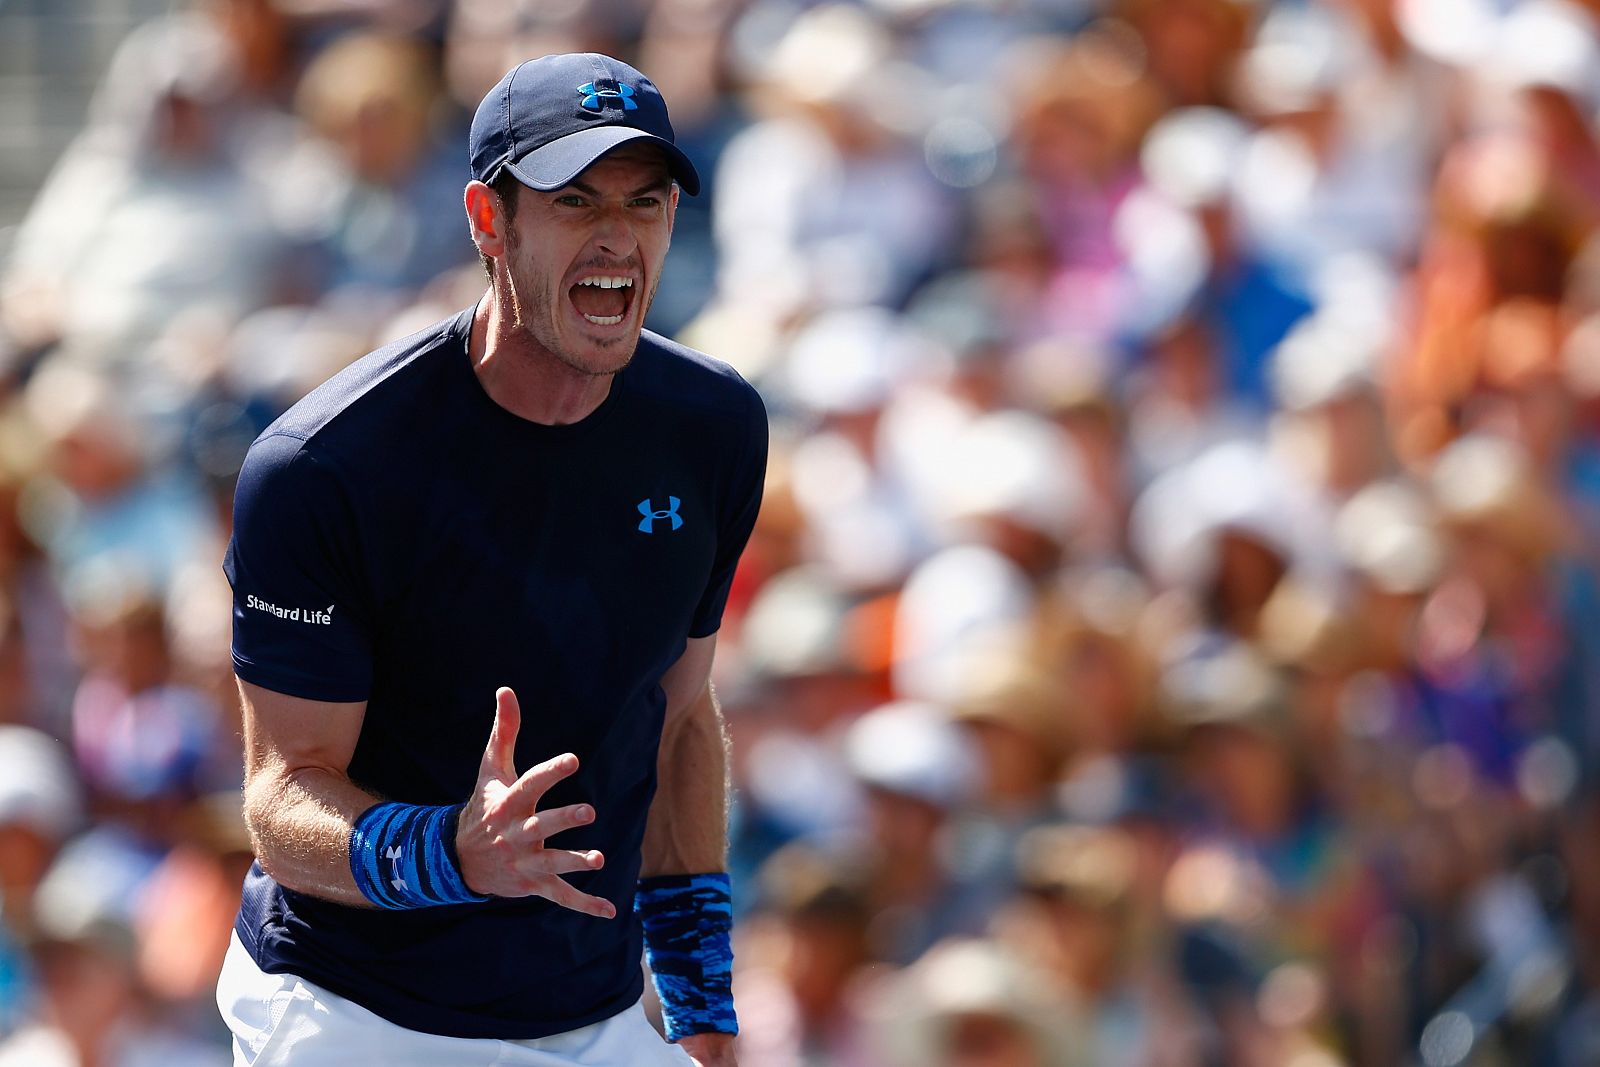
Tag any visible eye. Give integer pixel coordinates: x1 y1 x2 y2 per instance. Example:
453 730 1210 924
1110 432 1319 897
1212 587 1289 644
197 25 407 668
630 196 661 209
554 194 585 207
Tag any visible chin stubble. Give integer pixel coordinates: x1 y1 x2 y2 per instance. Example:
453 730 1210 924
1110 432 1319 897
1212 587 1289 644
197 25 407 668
503 247 666 376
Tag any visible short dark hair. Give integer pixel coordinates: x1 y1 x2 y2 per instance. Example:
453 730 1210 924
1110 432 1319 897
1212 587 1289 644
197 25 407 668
477 172 522 280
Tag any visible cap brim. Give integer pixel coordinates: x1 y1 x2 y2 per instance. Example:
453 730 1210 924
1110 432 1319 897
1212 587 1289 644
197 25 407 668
501 126 701 196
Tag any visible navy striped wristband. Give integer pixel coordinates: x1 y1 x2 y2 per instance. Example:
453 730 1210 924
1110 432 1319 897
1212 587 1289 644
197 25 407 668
349 802 489 909
636 872 737 1040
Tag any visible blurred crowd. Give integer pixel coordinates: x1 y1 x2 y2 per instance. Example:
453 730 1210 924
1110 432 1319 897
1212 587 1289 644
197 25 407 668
1 0 1600 1063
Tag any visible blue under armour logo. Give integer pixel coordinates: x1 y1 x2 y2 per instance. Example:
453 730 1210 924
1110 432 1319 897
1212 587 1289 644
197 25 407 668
638 496 683 533
577 82 638 112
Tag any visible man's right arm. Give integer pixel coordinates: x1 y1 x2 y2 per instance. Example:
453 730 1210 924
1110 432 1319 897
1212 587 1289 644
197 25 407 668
239 678 381 906
239 678 616 916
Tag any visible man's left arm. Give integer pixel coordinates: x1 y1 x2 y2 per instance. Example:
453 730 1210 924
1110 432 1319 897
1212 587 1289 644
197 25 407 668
640 634 737 1066
645 635 729 876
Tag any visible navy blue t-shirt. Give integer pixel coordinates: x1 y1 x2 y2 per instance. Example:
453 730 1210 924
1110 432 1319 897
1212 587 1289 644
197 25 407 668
223 307 766 1039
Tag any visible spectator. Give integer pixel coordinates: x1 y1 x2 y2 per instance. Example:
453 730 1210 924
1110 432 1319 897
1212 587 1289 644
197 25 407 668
0 2 1597 1062
1 14 288 357
869 937 1083 1067
286 32 473 298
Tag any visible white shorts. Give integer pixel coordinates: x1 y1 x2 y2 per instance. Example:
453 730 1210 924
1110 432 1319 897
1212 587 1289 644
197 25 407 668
216 932 694 1067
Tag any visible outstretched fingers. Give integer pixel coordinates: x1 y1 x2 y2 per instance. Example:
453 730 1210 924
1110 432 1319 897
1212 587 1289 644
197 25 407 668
480 687 522 782
535 875 617 919
462 685 611 918
521 801 595 843
501 751 582 813
530 848 606 877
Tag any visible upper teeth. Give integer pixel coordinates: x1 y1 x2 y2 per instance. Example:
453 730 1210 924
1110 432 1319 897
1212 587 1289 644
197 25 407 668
578 276 633 289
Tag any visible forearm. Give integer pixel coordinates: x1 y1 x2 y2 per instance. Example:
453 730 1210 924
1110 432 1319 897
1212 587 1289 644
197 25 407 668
639 660 740 1059
641 683 730 878
242 681 613 915
242 761 382 907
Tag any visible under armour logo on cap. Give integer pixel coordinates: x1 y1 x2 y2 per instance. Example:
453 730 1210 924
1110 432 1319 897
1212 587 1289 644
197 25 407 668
468 53 701 194
578 81 637 112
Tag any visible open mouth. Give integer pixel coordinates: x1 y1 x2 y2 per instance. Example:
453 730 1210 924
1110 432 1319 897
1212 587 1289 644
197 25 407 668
568 275 636 327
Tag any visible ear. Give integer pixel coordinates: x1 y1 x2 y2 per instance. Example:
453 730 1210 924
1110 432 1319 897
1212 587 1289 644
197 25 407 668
666 182 680 239
465 180 508 260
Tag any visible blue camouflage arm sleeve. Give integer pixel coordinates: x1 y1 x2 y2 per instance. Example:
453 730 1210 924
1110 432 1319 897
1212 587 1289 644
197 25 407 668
635 872 737 1040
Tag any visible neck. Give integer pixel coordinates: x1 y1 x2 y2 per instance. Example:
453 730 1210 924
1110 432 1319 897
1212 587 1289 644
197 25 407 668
468 291 616 425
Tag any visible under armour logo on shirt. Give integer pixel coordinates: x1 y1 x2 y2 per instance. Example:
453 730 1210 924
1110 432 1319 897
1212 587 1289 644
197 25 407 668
637 497 684 533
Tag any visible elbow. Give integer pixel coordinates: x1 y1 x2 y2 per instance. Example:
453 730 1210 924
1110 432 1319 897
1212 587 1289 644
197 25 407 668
662 682 719 735
239 760 309 868
239 771 281 862
238 767 337 895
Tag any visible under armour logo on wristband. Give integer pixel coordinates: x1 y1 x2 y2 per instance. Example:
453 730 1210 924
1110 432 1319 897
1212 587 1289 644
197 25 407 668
385 846 408 893
637 497 684 533
351 803 487 910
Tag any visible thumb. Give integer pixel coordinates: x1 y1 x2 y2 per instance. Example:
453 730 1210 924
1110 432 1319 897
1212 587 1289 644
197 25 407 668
480 686 521 781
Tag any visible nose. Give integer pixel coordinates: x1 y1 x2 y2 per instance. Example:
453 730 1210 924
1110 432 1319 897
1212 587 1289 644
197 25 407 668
593 206 638 260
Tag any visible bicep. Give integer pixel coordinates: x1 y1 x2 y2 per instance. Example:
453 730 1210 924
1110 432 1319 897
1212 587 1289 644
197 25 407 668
239 677 367 784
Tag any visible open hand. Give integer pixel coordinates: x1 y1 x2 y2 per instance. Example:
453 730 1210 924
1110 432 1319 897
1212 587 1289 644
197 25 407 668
454 687 615 917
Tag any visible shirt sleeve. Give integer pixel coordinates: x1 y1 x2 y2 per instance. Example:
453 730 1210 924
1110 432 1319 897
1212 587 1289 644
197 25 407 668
689 386 769 638
223 432 375 702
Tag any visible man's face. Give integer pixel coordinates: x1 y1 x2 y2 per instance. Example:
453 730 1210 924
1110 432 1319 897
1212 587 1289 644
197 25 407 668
499 144 678 376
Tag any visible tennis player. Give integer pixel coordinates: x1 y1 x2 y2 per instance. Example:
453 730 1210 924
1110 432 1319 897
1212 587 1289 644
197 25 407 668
214 52 764 1067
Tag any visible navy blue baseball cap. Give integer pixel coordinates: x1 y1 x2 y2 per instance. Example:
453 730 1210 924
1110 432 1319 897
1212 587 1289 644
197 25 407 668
469 53 701 196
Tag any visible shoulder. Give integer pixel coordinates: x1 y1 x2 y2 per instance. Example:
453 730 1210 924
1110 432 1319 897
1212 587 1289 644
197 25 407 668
258 308 472 453
630 330 767 428
236 308 470 507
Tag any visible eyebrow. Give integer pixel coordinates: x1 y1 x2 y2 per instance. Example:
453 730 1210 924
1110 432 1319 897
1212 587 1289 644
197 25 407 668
564 176 673 200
